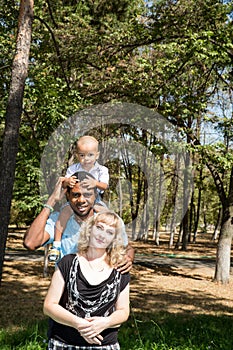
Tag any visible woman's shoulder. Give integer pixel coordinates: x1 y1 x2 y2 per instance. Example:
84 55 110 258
57 254 79 283
118 271 130 289
58 254 77 270
60 253 77 262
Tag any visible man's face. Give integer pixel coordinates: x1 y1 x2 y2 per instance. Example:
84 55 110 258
67 181 96 219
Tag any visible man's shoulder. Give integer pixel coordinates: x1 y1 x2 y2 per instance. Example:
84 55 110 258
64 214 81 232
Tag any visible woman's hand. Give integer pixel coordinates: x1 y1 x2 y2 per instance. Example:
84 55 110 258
77 317 104 345
81 334 103 345
78 316 108 344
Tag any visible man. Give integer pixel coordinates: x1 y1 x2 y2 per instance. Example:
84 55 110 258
24 171 134 273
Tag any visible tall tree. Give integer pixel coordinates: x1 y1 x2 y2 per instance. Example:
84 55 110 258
0 0 34 284
145 0 233 283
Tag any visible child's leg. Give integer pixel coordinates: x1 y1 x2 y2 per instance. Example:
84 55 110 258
48 204 73 262
54 203 73 242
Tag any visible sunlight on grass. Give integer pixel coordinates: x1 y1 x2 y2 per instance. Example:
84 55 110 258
0 321 47 350
1 314 233 349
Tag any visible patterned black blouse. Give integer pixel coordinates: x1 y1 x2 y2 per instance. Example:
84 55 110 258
48 254 130 347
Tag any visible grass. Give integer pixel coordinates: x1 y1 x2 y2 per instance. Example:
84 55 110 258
0 321 48 350
120 312 233 350
1 313 233 350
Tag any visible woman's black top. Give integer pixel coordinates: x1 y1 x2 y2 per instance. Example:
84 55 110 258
48 254 130 346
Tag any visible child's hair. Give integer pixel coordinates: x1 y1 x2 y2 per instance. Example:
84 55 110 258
78 210 126 266
76 135 99 151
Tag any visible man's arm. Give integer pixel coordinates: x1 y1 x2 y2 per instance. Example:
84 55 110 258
23 177 66 251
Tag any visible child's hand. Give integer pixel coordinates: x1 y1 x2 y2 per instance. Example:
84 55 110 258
63 176 77 188
82 175 97 189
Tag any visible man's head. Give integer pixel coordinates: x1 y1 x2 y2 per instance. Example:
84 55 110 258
66 171 97 219
76 135 99 171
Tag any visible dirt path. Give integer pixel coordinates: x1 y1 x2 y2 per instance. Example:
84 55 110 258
1 232 233 329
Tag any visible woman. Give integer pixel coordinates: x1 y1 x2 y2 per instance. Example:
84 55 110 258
43 210 130 350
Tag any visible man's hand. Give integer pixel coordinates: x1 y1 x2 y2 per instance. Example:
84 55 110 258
51 177 67 203
116 255 133 274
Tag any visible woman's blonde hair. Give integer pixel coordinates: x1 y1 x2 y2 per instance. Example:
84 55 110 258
78 210 126 266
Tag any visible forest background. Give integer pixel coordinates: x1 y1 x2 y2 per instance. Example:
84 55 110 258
1 0 233 288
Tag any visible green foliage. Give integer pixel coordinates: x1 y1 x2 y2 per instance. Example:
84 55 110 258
0 1 18 138
1 0 233 230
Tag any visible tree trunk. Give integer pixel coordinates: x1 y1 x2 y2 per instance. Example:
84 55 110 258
211 163 233 283
138 199 149 241
153 158 164 245
188 192 195 243
193 184 202 243
181 210 189 250
214 206 233 284
0 0 34 284
212 206 222 241
181 151 191 250
169 154 180 247
214 166 233 284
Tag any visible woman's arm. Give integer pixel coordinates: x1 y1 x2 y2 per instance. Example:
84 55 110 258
43 269 80 328
106 283 130 326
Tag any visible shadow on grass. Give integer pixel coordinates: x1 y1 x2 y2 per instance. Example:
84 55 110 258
130 287 233 316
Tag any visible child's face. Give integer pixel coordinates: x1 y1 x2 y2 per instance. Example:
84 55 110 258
77 142 99 171
89 220 116 249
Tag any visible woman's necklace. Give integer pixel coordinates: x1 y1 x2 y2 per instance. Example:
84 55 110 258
86 254 106 273
89 262 105 272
